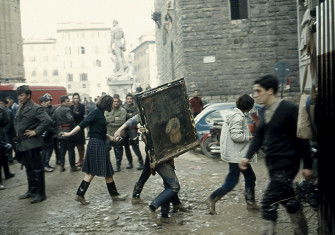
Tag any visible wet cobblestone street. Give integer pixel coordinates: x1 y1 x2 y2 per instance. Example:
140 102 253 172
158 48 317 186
0 146 318 234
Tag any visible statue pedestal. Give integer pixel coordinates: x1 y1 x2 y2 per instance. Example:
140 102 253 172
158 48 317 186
107 72 133 98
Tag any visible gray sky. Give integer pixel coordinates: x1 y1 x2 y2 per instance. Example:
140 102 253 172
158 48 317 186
20 0 155 49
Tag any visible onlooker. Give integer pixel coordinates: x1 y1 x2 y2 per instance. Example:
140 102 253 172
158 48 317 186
0 101 11 190
53 96 78 172
189 90 203 117
15 85 51 203
240 75 313 235
122 93 144 170
86 97 96 114
206 94 258 215
38 95 56 172
105 96 128 172
6 96 19 117
71 93 86 167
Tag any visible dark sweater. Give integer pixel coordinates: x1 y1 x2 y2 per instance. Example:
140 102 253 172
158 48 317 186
79 108 107 140
246 100 312 172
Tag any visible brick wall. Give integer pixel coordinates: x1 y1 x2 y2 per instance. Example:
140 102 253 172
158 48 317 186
155 0 300 101
0 0 25 83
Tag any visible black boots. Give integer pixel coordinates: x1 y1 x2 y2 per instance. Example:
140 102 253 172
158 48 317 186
75 180 90 205
126 162 133 169
245 188 259 210
132 182 143 204
30 169 46 204
106 182 127 201
19 169 34 199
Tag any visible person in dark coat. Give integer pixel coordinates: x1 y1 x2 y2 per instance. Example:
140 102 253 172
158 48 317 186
14 85 52 203
239 75 313 234
38 94 56 172
61 95 127 205
0 103 10 190
53 96 78 172
0 98 15 180
71 93 86 167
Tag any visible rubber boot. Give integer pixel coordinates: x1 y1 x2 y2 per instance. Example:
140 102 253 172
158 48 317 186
106 182 127 201
288 209 308 235
261 220 276 235
31 169 47 203
75 180 90 205
245 188 259 210
19 169 34 199
205 197 219 215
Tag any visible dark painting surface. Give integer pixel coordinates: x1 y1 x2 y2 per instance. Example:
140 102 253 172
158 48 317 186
135 79 198 164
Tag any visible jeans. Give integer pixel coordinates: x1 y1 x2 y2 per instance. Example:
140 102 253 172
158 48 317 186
59 140 75 168
210 163 256 200
262 170 301 222
150 162 180 215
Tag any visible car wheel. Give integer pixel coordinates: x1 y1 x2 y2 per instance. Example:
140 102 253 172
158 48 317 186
200 136 220 159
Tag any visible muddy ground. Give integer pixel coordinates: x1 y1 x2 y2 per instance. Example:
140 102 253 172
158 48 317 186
0 145 318 234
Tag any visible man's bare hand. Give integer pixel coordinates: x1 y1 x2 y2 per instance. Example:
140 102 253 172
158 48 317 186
24 130 37 137
239 158 250 170
302 169 314 180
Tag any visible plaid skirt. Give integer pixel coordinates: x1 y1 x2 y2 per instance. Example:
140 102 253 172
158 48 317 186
82 138 114 177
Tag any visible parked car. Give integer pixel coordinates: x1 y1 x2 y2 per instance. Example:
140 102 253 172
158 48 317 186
194 102 261 158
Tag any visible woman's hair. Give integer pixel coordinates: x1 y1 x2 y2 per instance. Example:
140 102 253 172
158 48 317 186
236 94 254 112
96 95 113 111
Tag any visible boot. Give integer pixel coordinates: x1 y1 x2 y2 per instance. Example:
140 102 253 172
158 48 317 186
205 197 219 215
288 209 308 235
19 169 34 199
131 182 143 204
106 182 127 201
60 164 65 172
261 220 276 235
70 166 80 172
115 164 121 172
75 180 90 205
126 162 133 169
31 170 46 204
245 188 259 210
136 162 144 171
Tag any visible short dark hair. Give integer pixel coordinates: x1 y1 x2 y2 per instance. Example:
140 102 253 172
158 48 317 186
254 74 279 94
113 94 120 99
16 85 32 96
60 95 69 103
125 93 133 99
236 94 254 112
6 96 14 101
96 95 113 111
72 92 80 99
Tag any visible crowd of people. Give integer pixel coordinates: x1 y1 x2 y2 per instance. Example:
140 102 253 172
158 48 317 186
0 74 315 234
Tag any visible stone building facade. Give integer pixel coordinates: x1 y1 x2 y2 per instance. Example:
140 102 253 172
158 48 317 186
131 33 158 89
154 0 301 101
0 0 25 83
23 39 60 85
